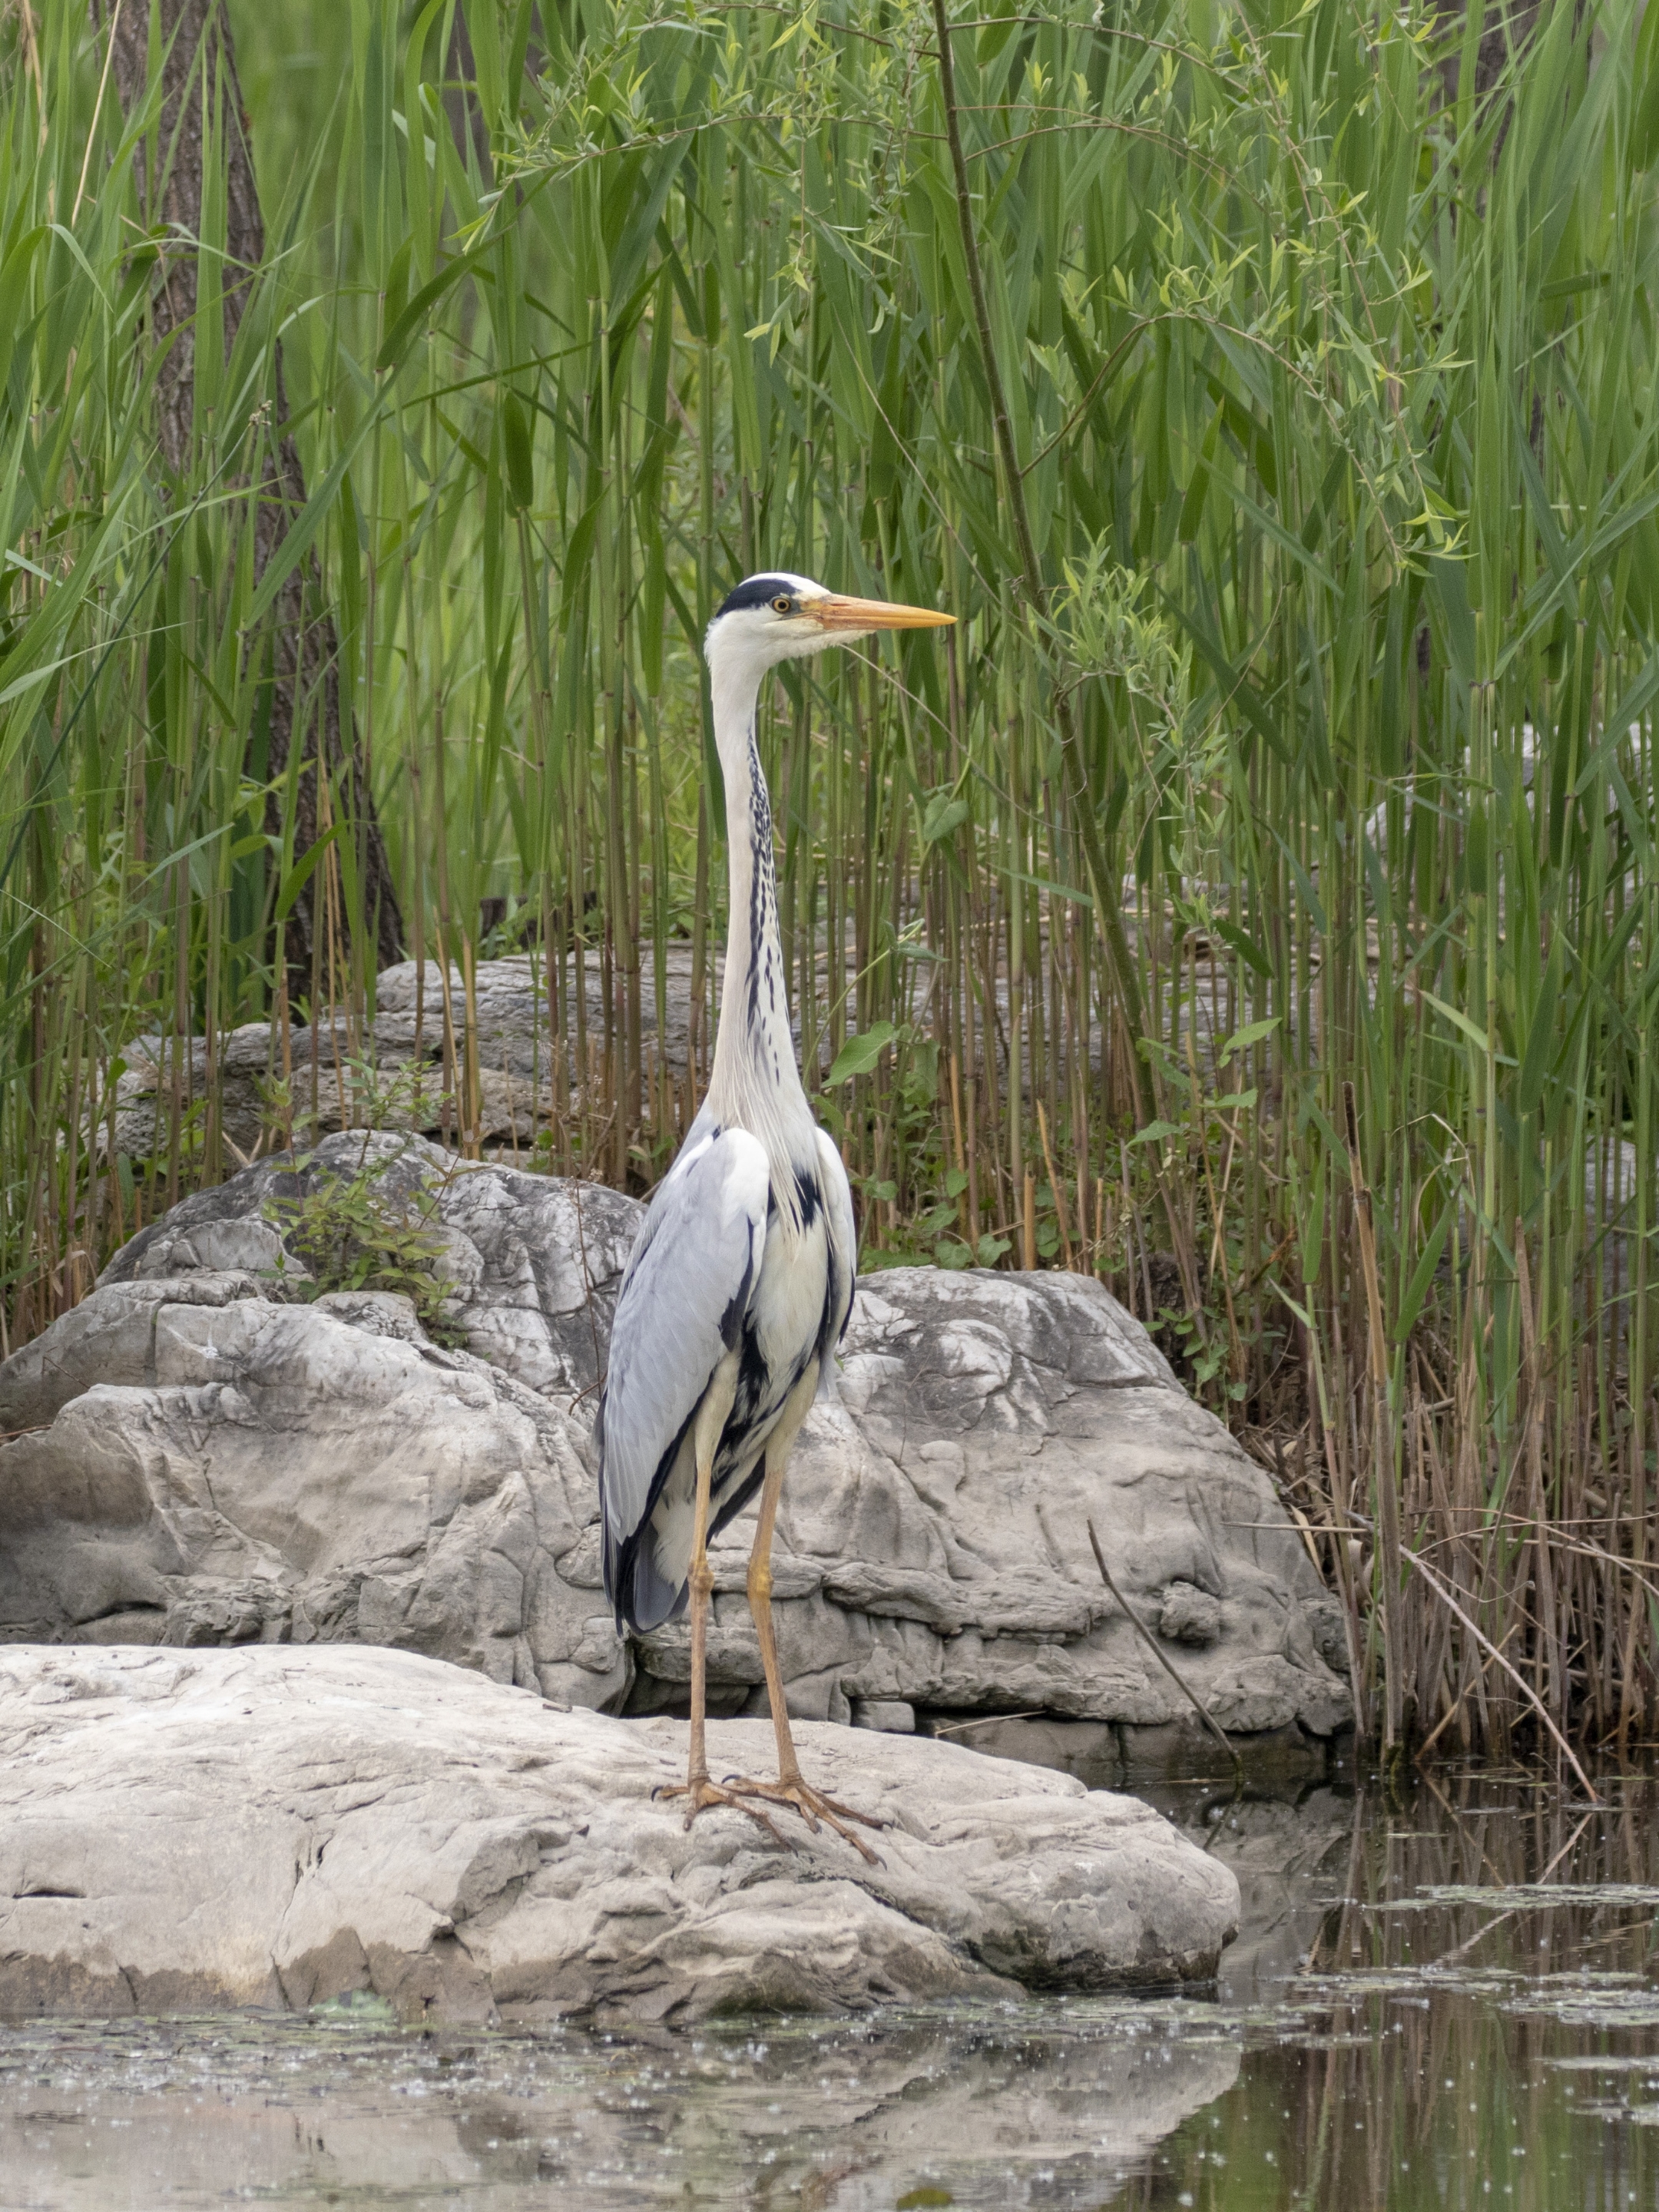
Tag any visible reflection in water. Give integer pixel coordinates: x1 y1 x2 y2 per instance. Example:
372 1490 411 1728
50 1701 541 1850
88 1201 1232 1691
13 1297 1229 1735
4 1761 1659 2208
0 2007 1238 2208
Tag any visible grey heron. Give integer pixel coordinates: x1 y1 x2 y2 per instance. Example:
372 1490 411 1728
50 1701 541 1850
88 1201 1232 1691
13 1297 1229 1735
595 572 953 1857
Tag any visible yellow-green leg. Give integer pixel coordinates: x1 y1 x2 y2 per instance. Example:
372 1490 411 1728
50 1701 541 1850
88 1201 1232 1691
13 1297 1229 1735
727 1399 889 1865
658 1369 788 1849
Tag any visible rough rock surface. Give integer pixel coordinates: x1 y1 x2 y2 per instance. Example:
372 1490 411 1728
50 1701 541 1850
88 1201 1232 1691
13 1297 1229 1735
0 1644 1241 2022
0 1131 1350 1746
94 1128 639 1404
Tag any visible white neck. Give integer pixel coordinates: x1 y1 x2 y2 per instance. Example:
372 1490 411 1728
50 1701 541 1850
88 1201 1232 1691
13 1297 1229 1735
705 647 817 1170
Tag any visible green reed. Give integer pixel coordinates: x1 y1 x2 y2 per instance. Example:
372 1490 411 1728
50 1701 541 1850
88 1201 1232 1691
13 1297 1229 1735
2 0 1658 1752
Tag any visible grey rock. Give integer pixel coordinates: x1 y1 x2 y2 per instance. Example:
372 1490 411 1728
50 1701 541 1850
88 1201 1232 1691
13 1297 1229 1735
0 1643 1240 2022
96 1129 638 1403
0 1273 619 1706
101 1002 556 1163
1160 1579 1223 1645
99 948 707 1163
929 1715 1356 1998
0 1132 1351 1752
371 949 841 1094
942 1712 1128 1786
0 1270 268 1436
740 1267 1352 1743
853 1698 916 1733
1304 1591 1350 1674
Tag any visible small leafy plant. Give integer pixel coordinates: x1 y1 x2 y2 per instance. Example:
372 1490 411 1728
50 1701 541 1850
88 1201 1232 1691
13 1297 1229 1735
263 1157 466 1348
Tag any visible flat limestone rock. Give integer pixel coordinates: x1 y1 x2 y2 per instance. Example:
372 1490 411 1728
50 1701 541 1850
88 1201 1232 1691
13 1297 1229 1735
0 1644 1240 2024
0 1131 1351 1747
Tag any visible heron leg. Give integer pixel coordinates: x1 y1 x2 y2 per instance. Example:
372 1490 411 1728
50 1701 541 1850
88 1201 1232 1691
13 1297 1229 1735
727 1431 889 1866
684 1435 717 1784
657 1429 790 1851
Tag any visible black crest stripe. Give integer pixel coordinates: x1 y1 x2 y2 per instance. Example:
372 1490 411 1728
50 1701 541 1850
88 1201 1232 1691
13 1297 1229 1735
716 575 798 616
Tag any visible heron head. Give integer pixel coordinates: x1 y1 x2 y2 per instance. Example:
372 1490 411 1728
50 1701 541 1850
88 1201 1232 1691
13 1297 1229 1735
705 572 953 677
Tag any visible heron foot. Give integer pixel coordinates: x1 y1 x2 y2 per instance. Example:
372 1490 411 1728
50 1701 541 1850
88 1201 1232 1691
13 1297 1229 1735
656 1774 793 1850
722 1775 889 1866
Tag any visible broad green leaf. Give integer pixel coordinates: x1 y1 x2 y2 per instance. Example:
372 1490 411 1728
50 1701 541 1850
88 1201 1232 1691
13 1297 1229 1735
1220 1015 1282 1062
920 793 969 844
828 1024 897 1084
1131 1119 1186 1147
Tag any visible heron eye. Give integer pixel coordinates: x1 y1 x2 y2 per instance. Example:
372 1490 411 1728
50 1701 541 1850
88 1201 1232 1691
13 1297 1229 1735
772 594 792 613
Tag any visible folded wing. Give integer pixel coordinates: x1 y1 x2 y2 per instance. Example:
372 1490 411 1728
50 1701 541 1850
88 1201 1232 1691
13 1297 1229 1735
596 1123 770 1630
814 1124 857 1381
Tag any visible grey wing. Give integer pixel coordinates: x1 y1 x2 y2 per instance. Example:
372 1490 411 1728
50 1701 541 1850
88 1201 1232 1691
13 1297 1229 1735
814 1124 857 1383
596 1124 770 1628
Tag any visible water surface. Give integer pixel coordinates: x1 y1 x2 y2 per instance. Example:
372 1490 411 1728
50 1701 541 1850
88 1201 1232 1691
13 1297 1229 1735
5 1756 1659 2209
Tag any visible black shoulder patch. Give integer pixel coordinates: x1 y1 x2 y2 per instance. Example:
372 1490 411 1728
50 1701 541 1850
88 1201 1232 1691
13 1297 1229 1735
717 575 799 617
794 1167 820 1225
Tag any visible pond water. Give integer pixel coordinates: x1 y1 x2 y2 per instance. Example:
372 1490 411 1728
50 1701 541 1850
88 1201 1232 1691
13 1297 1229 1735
5 1746 1659 2210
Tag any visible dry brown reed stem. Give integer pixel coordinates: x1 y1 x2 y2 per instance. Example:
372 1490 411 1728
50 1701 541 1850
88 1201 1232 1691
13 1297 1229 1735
1402 1544 1600 1803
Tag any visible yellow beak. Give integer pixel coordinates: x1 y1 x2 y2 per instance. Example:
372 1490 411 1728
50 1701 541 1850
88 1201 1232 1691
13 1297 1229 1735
813 593 955 632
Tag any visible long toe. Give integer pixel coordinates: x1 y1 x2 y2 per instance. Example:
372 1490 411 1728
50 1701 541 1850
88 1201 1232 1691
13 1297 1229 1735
725 1776 888 1866
658 1776 793 1850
